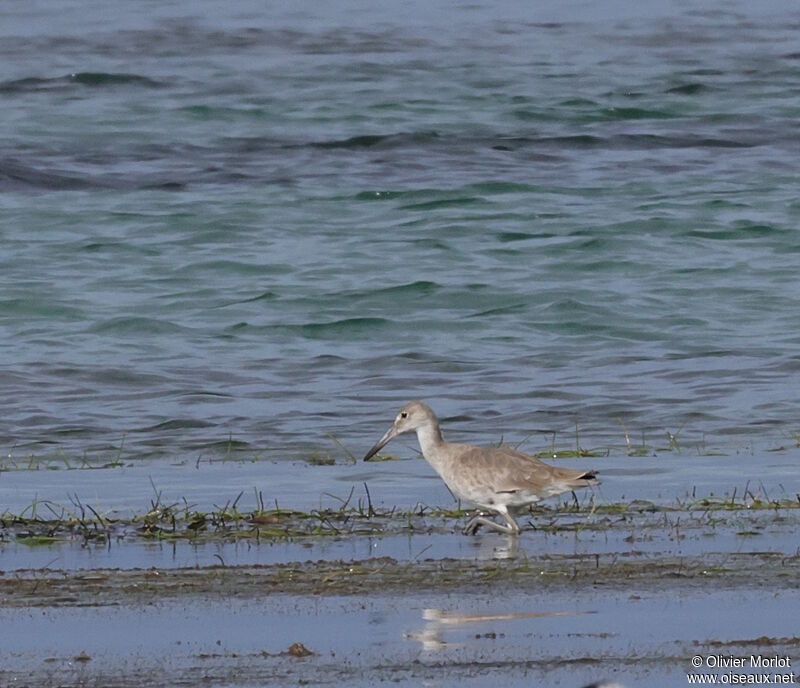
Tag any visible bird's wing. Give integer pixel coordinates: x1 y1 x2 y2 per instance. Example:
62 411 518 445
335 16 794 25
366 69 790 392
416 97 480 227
458 444 596 493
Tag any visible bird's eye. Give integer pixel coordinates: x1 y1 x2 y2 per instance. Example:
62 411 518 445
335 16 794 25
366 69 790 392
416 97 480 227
400 412 408 419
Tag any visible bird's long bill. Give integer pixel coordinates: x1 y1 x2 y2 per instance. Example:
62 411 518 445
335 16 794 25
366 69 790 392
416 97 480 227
363 425 398 461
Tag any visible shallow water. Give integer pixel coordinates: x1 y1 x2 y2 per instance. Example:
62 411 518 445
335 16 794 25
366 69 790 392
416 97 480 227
2 586 797 687
2 450 798 572
3 0 800 463
4 503 798 574
1 446 796 513
3 451 798 687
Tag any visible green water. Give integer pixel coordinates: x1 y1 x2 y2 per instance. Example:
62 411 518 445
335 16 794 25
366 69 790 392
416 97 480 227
2 0 800 462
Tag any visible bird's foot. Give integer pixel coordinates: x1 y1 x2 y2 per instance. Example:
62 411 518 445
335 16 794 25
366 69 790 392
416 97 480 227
463 511 521 536
463 512 494 535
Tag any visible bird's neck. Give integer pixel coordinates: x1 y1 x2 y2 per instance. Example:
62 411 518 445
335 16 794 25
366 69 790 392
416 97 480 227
415 422 445 463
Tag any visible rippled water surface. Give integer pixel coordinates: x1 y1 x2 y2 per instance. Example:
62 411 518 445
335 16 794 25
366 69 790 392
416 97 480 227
3 0 800 462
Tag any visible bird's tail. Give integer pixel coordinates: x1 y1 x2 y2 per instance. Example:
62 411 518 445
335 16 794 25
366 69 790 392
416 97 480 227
557 468 600 488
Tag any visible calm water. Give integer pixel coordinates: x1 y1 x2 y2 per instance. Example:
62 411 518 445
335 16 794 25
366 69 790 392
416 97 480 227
3 0 800 462
4 589 798 687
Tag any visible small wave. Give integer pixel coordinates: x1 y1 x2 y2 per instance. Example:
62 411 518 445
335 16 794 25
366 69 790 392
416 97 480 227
497 231 537 243
411 238 452 251
538 298 609 317
624 133 752 149
0 72 163 93
89 316 189 335
231 290 280 305
539 134 604 147
355 183 537 202
70 72 163 87
0 297 84 319
515 106 676 122
493 133 753 151
137 419 216 432
666 82 709 95
142 180 187 191
355 187 466 202
557 97 599 108
355 189 407 201
687 223 783 240
311 131 438 150
297 317 391 338
344 280 441 300
179 104 269 121
315 134 386 149
174 260 290 277
467 181 539 194
0 76 55 93
335 281 440 304
468 303 528 318
399 196 487 211
0 157 99 191
212 290 280 311
177 390 233 399
223 317 394 339
599 106 676 120
366 280 440 298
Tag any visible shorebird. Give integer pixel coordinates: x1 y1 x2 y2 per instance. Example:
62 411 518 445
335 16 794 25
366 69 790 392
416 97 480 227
364 400 599 535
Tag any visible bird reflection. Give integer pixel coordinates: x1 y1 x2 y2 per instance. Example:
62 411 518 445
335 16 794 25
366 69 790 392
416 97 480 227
406 607 589 651
473 533 520 560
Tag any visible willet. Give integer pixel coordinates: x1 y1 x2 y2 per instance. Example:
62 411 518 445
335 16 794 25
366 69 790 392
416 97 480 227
364 400 599 535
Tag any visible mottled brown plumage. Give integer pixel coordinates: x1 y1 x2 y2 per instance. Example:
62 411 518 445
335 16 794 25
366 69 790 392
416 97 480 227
364 401 599 535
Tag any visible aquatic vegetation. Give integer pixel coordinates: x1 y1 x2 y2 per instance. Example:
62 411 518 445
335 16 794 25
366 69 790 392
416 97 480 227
1 483 798 548
14 534 60 547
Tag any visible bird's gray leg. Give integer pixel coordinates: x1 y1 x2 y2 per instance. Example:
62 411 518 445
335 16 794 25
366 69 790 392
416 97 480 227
462 512 491 535
486 507 521 535
462 509 521 536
